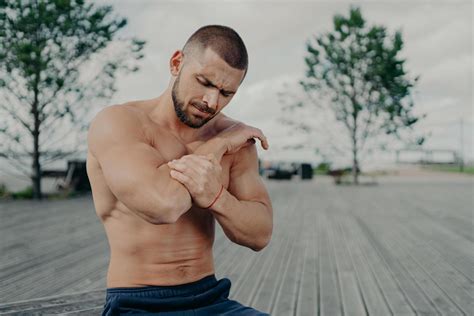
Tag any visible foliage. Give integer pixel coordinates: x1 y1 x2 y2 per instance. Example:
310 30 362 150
0 0 145 198
0 182 8 197
294 6 424 183
314 162 331 174
11 186 33 199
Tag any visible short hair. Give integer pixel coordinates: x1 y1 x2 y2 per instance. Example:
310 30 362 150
183 25 248 72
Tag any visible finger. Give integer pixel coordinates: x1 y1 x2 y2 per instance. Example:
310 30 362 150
250 128 269 150
261 137 269 150
205 154 221 166
258 131 269 150
175 154 211 166
205 153 216 162
170 170 198 195
171 154 206 162
182 154 214 170
169 169 196 189
169 156 216 179
188 155 221 175
168 160 202 178
241 138 256 149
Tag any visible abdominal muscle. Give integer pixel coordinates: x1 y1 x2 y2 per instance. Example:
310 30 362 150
102 200 216 288
88 102 234 288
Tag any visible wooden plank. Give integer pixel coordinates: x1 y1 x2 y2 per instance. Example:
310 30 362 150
250 213 300 313
331 210 391 316
318 210 343 316
405 216 474 282
380 227 464 315
269 191 311 316
231 231 286 305
0 177 472 315
234 188 297 307
390 223 473 314
295 207 318 316
353 214 440 316
249 234 294 312
62 307 103 315
0 231 105 301
9 298 103 315
339 214 415 316
0 290 104 314
329 213 367 316
271 223 304 315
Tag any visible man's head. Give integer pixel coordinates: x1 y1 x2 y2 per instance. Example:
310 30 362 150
170 25 248 128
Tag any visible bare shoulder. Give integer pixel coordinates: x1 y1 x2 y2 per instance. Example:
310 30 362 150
88 104 146 155
90 103 145 127
212 114 258 162
233 143 258 167
212 113 242 133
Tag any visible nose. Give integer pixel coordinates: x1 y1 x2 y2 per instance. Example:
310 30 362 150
203 89 219 111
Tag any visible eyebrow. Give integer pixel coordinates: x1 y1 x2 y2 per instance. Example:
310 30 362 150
197 75 235 95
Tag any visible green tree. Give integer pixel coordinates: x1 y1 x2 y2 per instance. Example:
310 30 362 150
0 0 145 199
300 6 423 184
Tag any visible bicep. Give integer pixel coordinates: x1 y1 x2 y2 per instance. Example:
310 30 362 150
87 107 176 221
228 144 271 208
97 142 166 204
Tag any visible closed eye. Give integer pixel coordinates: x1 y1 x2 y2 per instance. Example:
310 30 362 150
197 78 211 87
197 78 233 97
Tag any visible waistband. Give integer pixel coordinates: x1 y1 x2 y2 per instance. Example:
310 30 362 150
106 274 218 298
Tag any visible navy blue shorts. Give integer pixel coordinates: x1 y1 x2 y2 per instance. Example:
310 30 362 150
102 275 269 315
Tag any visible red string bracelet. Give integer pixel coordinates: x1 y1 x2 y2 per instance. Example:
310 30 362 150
205 184 224 209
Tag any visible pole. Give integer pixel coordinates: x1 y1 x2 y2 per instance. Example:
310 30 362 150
460 118 464 172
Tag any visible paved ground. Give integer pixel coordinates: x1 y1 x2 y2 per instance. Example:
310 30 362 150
0 174 473 315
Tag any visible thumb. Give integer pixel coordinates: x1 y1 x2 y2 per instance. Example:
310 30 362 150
206 153 216 162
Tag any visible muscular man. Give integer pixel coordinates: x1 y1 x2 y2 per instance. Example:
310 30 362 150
86 25 273 315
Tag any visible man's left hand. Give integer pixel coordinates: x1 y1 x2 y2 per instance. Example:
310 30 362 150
167 154 223 208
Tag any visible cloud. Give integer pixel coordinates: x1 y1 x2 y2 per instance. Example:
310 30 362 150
71 0 474 163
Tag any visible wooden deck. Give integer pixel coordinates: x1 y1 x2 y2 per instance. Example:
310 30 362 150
0 175 473 315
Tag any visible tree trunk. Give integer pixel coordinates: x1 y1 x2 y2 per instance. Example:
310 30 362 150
32 124 41 200
351 105 359 185
32 73 42 200
352 136 359 185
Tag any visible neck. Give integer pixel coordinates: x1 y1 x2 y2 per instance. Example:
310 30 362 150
148 88 209 144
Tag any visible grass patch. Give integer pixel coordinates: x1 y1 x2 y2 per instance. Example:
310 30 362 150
423 165 474 175
10 186 34 199
0 185 86 200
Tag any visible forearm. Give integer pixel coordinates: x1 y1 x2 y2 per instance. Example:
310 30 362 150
165 137 228 220
193 137 228 162
209 188 273 251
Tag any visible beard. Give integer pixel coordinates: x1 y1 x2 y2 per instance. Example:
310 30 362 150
172 73 215 129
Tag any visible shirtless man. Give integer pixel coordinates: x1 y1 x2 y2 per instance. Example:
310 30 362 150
86 25 273 315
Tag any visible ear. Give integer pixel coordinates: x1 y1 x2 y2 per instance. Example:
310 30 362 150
169 50 184 76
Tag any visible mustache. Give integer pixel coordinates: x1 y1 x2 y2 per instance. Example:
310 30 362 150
191 101 215 115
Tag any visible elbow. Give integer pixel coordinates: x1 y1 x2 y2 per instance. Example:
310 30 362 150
145 194 192 225
249 224 272 252
252 211 273 251
251 233 272 252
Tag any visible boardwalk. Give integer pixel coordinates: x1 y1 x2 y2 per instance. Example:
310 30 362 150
0 174 473 315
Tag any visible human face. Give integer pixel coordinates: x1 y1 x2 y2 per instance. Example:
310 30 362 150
171 48 245 128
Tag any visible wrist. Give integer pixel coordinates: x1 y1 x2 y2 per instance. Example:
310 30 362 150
205 184 224 209
207 185 229 212
194 137 228 161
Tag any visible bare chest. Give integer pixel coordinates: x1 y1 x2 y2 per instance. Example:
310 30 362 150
147 128 233 190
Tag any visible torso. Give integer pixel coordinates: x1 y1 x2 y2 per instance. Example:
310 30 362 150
86 100 235 287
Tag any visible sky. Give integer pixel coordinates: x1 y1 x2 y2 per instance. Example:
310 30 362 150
99 0 473 166
0 0 473 188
